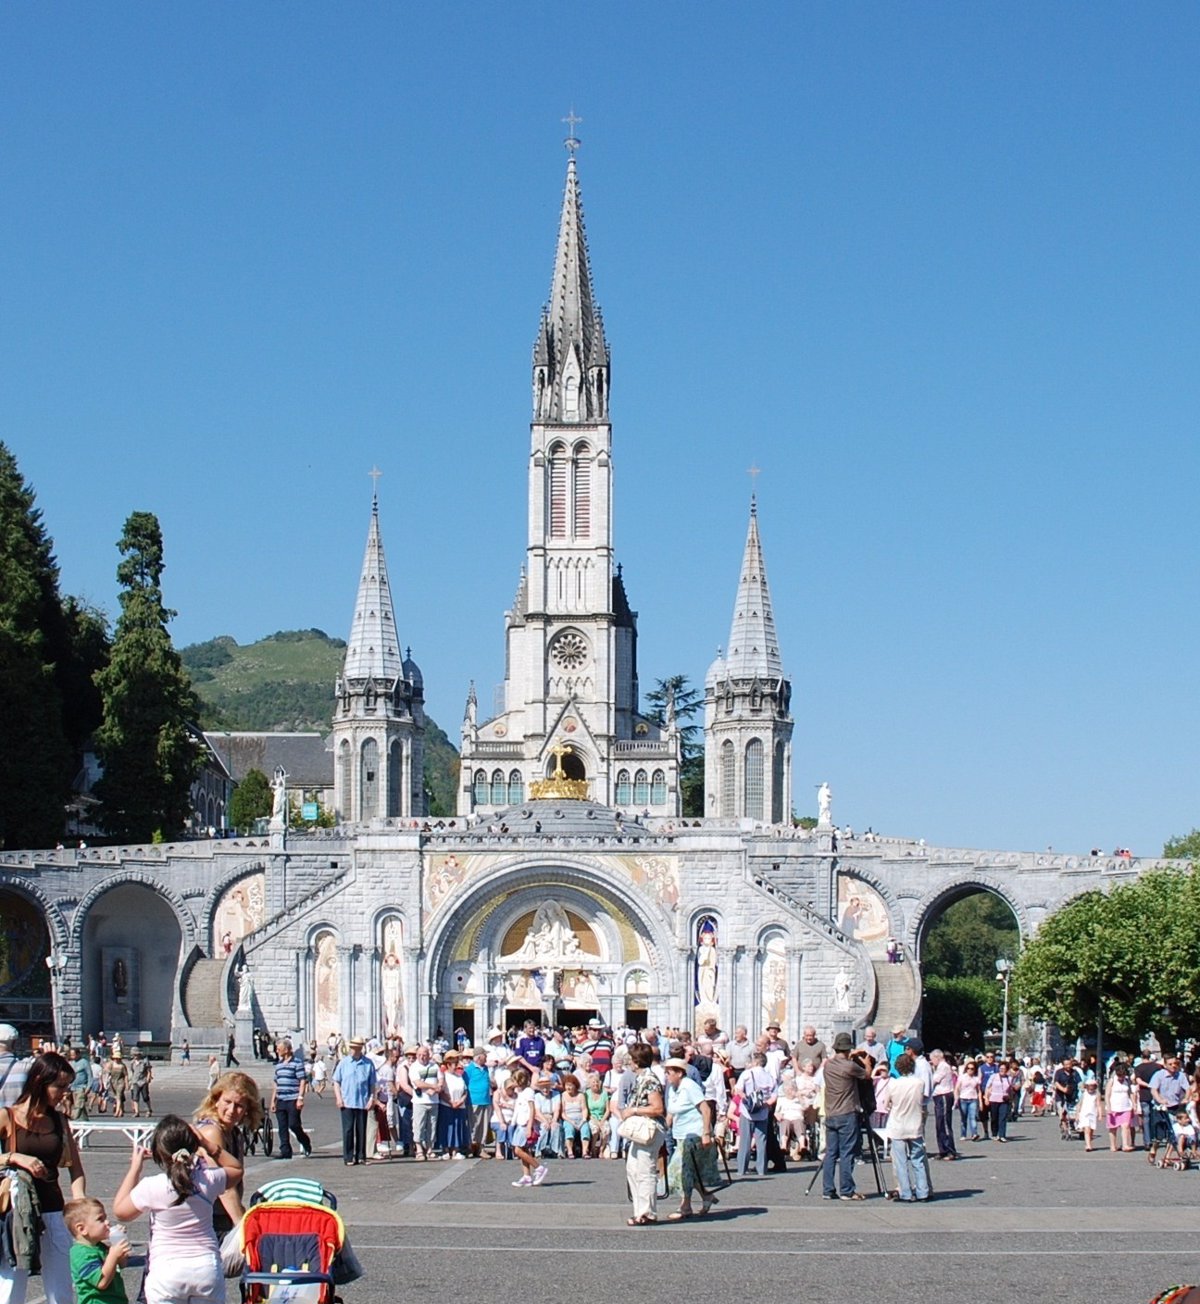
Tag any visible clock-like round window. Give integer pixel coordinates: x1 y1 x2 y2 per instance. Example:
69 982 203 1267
550 630 588 671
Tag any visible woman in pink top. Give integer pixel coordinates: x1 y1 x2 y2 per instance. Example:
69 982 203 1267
955 1060 982 1141
985 1061 1014 1142
113 1115 241 1304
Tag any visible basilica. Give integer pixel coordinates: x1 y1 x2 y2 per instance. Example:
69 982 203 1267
0 154 1160 1053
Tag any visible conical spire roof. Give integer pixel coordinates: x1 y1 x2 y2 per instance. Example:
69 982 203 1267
722 497 783 678
533 157 609 419
343 495 402 681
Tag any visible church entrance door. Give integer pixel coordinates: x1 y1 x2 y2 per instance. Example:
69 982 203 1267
504 1007 544 1035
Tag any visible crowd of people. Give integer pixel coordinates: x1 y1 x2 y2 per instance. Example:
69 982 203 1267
4 1008 1200 1304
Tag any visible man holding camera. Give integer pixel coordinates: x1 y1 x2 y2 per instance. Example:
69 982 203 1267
822 1032 870 1201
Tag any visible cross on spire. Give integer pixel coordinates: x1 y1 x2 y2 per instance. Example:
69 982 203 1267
368 465 383 505
562 107 583 155
549 739 574 778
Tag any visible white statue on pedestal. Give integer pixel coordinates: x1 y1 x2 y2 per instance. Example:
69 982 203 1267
817 782 832 828
833 967 851 1013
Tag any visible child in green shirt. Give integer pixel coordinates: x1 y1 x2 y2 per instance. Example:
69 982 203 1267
65 1197 130 1304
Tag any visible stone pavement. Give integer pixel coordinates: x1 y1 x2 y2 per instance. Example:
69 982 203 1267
47 1064 1200 1303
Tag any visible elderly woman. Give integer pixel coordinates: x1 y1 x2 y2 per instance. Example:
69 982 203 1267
663 1058 720 1219
734 1052 777 1177
194 1070 258 1241
620 1043 664 1227
0 1052 87 1304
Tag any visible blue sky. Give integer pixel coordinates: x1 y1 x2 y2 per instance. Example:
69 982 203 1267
2 4 1196 854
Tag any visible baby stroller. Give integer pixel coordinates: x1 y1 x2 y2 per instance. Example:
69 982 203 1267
240 1178 346 1304
1150 1114 1197 1171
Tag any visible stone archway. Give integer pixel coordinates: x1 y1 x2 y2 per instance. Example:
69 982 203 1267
908 875 1029 960
80 883 184 1041
423 860 676 1038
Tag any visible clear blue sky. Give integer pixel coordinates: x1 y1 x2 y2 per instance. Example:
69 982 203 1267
3 4 1196 854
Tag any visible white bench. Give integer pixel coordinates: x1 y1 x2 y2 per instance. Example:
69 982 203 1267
71 1119 155 1148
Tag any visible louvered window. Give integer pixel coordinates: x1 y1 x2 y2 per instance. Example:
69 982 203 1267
573 448 590 537
744 739 764 821
549 445 568 539
721 740 735 817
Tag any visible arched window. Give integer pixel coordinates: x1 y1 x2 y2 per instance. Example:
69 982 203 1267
508 770 524 804
650 769 667 805
720 740 735 817
473 769 488 806
339 740 353 820
633 769 649 805
573 443 591 538
616 769 632 805
491 769 506 805
771 741 785 824
548 442 568 539
744 738 764 821
360 738 379 820
388 741 402 818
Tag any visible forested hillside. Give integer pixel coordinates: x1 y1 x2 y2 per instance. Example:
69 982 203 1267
181 630 460 815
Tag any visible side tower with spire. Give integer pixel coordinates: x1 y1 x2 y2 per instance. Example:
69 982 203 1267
333 486 425 822
458 143 679 816
704 498 793 822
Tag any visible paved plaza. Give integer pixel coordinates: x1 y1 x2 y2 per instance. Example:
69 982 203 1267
41 1063 1200 1303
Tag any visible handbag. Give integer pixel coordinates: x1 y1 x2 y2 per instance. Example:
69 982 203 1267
617 1115 660 1146
0 1105 17 1216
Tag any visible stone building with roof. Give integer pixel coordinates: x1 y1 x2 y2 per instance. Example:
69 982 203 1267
0 148 1180 1052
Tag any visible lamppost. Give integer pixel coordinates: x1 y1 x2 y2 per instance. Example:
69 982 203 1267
996 957 1014 1060
44 951 67 1043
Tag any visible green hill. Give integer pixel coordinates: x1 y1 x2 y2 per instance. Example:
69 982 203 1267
181 629 460 815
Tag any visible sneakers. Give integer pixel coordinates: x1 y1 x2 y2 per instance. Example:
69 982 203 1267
532 1165 549 1185
512 1175 533 1187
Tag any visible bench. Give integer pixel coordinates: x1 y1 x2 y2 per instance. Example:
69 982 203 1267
70 1119 155 1148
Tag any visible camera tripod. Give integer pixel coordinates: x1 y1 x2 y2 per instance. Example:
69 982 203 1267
804 1111 888 1197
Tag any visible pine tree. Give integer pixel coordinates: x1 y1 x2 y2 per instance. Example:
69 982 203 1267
94 512 200 841
0 443 71 847
229 768 272 833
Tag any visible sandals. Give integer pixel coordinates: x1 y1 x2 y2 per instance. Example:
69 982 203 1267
626 1215 658 1227
667 1208 694 1221
700 1196 719 1215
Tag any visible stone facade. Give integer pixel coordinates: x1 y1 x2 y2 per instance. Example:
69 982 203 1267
0 151 1182 1051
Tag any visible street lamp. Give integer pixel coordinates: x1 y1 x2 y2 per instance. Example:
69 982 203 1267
44 951 67 1043
996 957 1014 1060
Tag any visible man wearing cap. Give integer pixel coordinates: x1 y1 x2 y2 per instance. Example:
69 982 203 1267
578 1019 615 1076
332 1036 377 1165
821 1032 869 1201
0 1025 28 1108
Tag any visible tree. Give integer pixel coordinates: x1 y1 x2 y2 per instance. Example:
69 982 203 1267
645 674 704 817
922 893 1020 979
0 442 71 847
93 512 200 842
922 975 1004 1054
229 768 273 833
1163 829 1200 861
1014 868 1200 1050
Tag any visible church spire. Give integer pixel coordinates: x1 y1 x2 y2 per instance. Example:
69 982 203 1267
342 491 403 681
532 155 609 422
723 495 783 678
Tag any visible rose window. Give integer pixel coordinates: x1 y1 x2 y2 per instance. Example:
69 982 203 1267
551 631 588 671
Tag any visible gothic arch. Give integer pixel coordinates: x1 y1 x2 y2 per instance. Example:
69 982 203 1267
424 857 676 994
0 875 70 954
907 874 1030 959
70 872 197 952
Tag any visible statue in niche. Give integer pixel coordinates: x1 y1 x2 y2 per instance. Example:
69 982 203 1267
381 919 404 1038
112 958 129 1002
695 921 718 1009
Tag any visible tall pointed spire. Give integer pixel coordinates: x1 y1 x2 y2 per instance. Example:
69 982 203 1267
532 155 609 422
723 495 783 678
343 491 402 680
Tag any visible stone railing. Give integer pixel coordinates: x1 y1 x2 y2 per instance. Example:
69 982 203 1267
750 872 852 947
236 868 352 951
